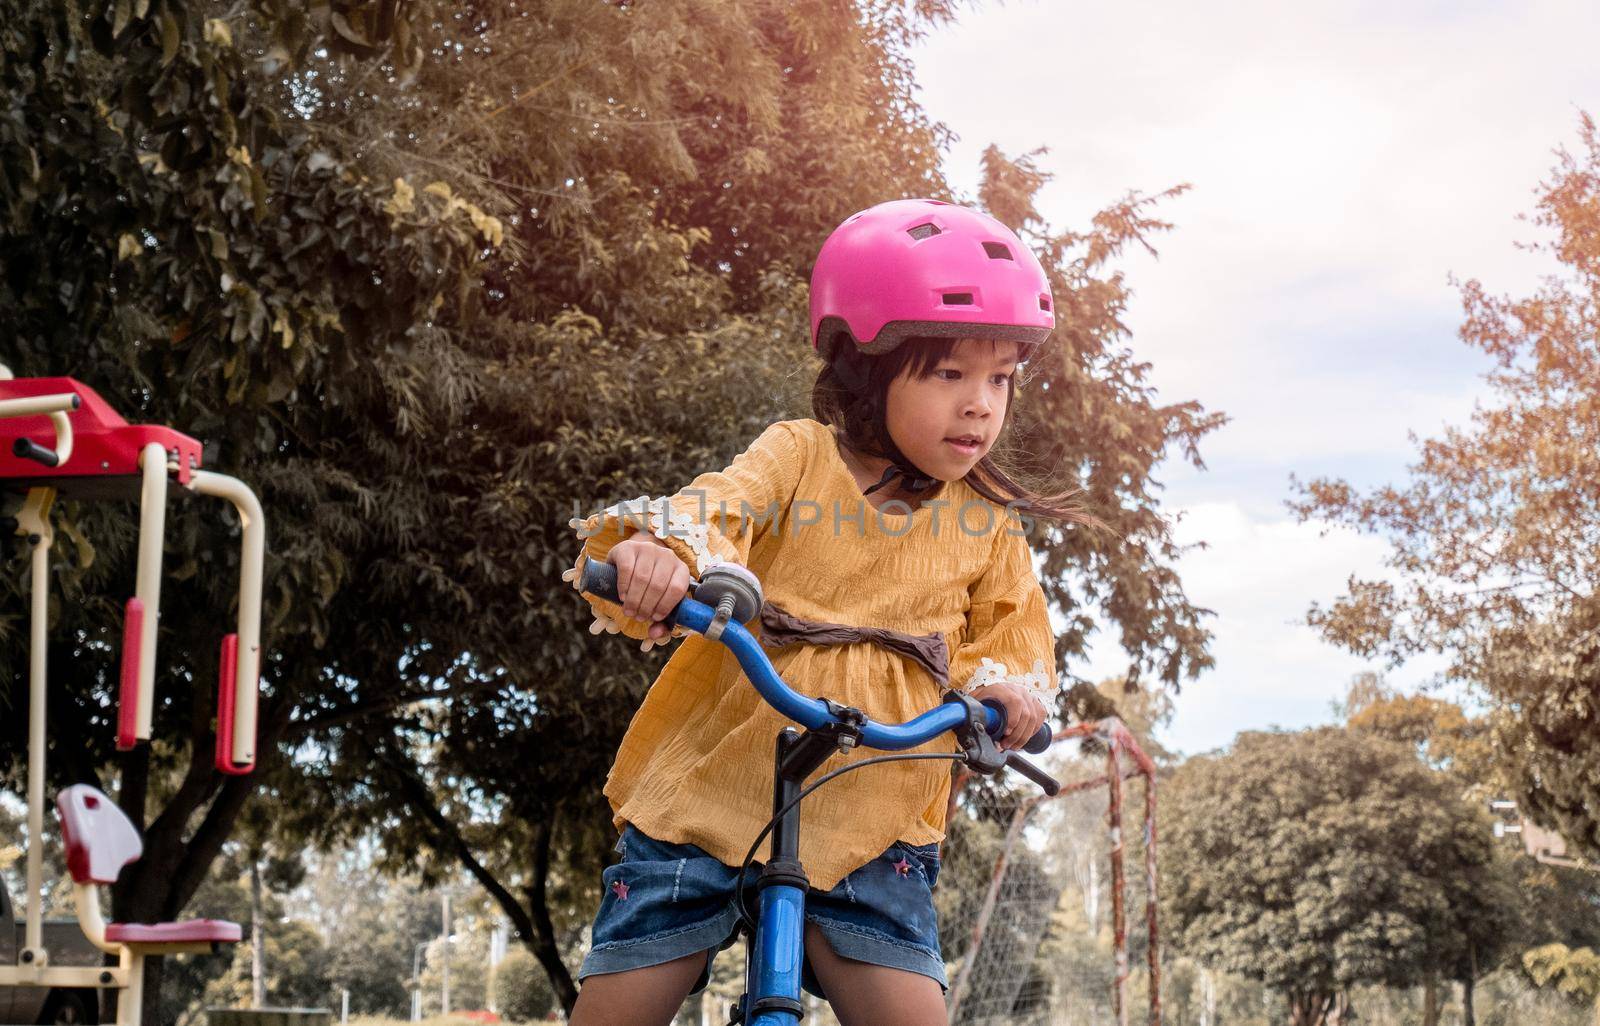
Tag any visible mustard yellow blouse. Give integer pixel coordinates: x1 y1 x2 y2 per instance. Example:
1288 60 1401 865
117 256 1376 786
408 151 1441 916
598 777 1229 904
563 418 1056 891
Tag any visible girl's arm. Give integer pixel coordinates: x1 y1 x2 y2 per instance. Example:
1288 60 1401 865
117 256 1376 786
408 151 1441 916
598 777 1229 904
561 420 806 649
949 513 1059 746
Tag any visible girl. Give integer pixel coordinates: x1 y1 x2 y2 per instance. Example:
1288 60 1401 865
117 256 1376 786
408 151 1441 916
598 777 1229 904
561 199 1093 1026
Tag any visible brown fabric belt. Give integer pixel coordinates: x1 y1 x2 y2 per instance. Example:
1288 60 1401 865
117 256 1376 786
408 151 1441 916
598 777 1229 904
758 601 950 688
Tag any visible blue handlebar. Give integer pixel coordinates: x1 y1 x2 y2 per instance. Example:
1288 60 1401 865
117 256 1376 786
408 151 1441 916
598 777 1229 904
672 596 977 750
577 558 1051 753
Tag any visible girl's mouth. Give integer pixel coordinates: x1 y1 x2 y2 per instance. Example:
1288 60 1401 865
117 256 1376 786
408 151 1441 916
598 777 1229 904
945 437 981 456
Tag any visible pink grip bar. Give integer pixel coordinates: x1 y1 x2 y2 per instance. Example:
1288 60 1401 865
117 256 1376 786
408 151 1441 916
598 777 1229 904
214 633 252 774
117 598 143 751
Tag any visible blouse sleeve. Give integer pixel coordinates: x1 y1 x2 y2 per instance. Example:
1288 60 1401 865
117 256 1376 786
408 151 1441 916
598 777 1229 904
947 514 1058 704
560 420 807 650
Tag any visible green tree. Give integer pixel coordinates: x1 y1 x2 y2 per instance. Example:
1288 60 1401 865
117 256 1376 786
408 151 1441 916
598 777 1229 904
1345 682 1600 1025
2 4 1222 1022
1349 691 1494 789
199 918 332 1013
417 931 488 1016
294 847 443 1019
168 844 328 1023
1347 689 1514 1025
977 145 1222 703
0 796 65 900
492 947 554 1024
274 9 1220 1019
1289 113 1600 862
2 0 496 1019
1162 727 1507 1026
1524 944 1600 1025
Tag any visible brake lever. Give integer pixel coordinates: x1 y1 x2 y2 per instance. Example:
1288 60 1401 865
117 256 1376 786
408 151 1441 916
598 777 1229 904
1004 751 1061 796
941 691 1061 796
945 691 1007 775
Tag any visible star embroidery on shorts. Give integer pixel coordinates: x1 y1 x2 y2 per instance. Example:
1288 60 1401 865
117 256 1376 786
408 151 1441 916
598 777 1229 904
893 856 912 878
611 879 630 900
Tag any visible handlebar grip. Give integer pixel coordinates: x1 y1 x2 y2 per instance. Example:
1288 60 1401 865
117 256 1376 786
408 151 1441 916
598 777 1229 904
1006 752 1061 796
578 558 622 604
980 698 1053 754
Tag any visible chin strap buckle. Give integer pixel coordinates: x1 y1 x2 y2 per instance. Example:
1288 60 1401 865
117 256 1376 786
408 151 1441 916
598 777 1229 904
861 462 937 498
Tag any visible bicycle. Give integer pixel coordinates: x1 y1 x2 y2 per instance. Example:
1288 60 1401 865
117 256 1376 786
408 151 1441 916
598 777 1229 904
576 558 1061 1026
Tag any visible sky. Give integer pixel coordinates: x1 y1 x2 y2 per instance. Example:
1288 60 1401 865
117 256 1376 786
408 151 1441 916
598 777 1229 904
910 0 1600 755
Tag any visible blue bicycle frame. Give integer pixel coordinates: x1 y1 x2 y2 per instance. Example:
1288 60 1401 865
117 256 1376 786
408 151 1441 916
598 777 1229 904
578 560 1055 1026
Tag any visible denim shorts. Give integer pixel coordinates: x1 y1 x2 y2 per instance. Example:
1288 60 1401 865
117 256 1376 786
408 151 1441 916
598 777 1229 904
578 823 946 999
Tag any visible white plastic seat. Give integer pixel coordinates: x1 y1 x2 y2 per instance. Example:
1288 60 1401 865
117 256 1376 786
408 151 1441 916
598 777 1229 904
56 785 242 951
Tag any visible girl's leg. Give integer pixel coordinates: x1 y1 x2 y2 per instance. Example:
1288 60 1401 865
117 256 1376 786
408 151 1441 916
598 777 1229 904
802 922 948 1026
567 951 708 1026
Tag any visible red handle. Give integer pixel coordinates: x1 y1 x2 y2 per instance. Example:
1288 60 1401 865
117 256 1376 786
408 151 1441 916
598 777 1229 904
214 633 252 774
117 598 143 751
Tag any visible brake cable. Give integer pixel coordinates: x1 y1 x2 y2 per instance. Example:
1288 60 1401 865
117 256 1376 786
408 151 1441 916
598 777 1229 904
732 751 967 934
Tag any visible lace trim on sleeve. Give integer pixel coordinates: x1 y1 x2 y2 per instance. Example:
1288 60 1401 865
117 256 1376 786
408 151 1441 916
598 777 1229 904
561 494 712 654
568 494 718 574
954 656 1056 705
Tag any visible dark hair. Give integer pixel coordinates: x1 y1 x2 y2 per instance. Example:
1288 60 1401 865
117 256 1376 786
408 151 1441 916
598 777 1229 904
811 336 1103 531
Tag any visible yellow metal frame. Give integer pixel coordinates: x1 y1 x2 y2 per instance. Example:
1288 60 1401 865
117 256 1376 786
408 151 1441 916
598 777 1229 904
187 469 265 767
131 443 166 741
16 487 56 967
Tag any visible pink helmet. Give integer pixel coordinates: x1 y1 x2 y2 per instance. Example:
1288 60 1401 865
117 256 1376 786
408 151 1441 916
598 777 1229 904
809 199 1055 364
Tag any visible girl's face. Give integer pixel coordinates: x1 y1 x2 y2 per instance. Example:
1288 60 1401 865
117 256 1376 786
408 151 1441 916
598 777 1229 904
885 338 1021 481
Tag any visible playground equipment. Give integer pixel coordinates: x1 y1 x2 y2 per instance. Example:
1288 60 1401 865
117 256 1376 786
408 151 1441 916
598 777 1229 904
944 718 1162 1026
0 366 265 1026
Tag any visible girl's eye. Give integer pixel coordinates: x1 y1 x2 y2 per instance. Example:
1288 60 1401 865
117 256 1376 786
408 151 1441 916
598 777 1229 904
991 373 1012 386
935 369 960 381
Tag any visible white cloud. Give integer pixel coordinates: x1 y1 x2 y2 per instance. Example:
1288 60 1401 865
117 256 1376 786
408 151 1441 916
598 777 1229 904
1071 503 1449 754
1196 376 1481 467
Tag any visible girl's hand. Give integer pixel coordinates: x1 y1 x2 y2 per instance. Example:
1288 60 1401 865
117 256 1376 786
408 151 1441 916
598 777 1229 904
607 530 692 641
968 682 1048 751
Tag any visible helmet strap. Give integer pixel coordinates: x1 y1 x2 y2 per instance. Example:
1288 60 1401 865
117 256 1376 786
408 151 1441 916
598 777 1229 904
861 462 938 498
832 346 940 499
862 421 939 498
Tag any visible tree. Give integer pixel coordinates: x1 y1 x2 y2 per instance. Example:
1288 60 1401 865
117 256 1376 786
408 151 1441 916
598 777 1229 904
493 947 555 1024
418 931 489 1016
3 3 1223 1020
1162 727 1507 1026
2 0 783 1014
1349 692 1492 787
274 10 1222 1019
1290 112 1600 862
295 848 443 1019
1524 944 1600 1024
977 145 1223 705
1343 686 1514 1025
1345 682 1600 1025
2 0 497 1019
170 844 325 1024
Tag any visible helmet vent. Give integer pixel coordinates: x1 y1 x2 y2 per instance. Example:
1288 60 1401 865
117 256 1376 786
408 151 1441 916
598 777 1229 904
1039 296 1051 311
941 292 974 305
982 242 1013 260
907 223 941 241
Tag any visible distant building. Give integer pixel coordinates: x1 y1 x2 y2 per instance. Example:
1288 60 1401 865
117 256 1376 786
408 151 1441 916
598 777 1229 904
1490 800 1593 871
